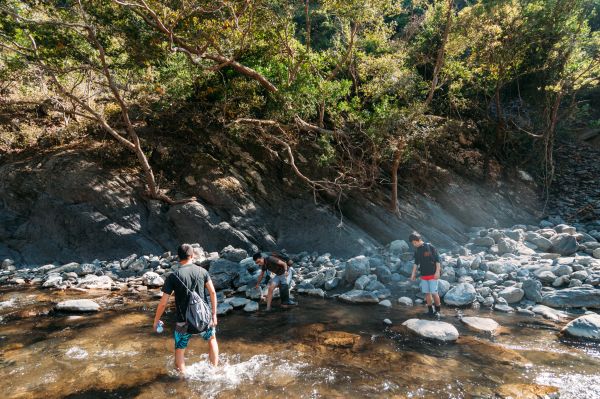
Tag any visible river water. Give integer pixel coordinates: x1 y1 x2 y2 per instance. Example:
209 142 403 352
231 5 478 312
1 287 599 398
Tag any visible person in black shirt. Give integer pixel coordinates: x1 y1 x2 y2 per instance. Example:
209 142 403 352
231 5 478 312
253 252 296 311
153 244 219 373
409 232 442 318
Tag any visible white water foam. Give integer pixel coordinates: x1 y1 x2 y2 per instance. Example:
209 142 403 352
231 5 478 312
182 353 308 398
65 346 88 360
535 371 600 399
0 297 17 309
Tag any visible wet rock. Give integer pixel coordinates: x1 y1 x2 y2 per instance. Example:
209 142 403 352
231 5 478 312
460 316 500 335
397 297 414 306
226 297 250 308
42 274 63 288
383 318 392 326
494 304 514 312
338 289 379 304
304 288 326 298
142 272 164 287
402 319 459 342
498 287 524 304
496 383 559 399
245 286 263 300
541 287 600 308
444 283 477 306
55 299 100 312
319 331 361 348
79 275 113 290
217 302 233 315
531 305 569 321
561 313 600 340
344 256 370 284
522 279 543 302
378 299 392 308
243 301 259 312
550 234 578 256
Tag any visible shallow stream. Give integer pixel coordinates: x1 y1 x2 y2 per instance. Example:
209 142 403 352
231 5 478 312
1 288 599 398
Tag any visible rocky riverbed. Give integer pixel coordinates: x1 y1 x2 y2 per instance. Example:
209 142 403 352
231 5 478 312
2 219 600 343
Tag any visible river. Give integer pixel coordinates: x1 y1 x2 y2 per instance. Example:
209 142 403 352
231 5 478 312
1 287 599 398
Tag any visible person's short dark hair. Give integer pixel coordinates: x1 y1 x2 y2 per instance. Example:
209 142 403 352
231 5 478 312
408 232 422 243
177 244 195 260
252 252 263 261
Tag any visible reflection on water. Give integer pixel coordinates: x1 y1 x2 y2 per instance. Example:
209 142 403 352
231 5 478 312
1 287 599 398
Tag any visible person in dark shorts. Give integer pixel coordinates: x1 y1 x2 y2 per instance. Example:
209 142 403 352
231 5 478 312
153 244 219 373
409 232 442 318
253 252 296 311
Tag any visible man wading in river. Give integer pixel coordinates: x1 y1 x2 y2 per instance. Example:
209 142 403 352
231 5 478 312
254 252 297 311
153 244 219 372
409 232 443 318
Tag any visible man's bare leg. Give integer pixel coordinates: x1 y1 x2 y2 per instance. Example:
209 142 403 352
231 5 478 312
208 336 219 366
175 348 186 373
266 284 275 310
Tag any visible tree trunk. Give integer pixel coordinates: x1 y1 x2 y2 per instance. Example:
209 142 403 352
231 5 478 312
305 0 311 52
425 0 453 107
389 139 406 214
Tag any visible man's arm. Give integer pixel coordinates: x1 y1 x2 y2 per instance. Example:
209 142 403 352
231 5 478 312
277 259 289 275
153 293 170 331
410 264 417 281
205 279 218 327
434 262 441 279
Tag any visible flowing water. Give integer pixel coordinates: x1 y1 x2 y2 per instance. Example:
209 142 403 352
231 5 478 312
1 287 599 398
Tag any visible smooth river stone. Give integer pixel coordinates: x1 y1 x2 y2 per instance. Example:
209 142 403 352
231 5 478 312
461 317 500 335
541 287 600 308
55 299 100 312
561 313 600 340
402 319 459 342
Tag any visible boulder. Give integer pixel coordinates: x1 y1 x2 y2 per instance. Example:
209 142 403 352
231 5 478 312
561 313 600 340
397 297 414 306
541 287 600 308
498 238 519 255
461 316 500 335
498 287 525 304
217 302 233 315
354 275 371 290
531 305 569 321
344 256 370 284
402 319 459 342
324 278 340 291
378 299 392 308
389 240 410 254
550 234 578 256
338 290 379 304
444 283 477 306
525 232 553 251
593 248 600 259
42 274 63 288
304 288 326 298
56 299 100 312
142 272 164 287
226 297 251 308
243 301 259 312
219 245 248 262
473 237 495 247
374 266 392 284
536 270 557 284
437 279 451 297
522 279 543 302
79 275 114 290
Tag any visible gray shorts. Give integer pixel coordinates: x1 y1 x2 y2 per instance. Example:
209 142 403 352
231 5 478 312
420 278 438 294
269 267 294 287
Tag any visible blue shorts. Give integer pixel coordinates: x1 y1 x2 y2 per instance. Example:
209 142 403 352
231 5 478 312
420 279 439 294
174 324 215 349
269 267 294 287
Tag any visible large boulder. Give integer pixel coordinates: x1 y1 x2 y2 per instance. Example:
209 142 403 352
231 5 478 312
389 240 410 254
461 316 500 335
522 279 543 302
219 245 248 262
498 238 519 255
593 248 600 259
344 256 370 284
561 313 600 340
550 234 578 256
338 289 379 304
444 283 477 306
402 319 459 342
541 287 600 308
531 305 569 321
525 232 553 251
209 259 243 290
142 272 164 287
56 299 100 312
79 275 114 290
473 237 495 247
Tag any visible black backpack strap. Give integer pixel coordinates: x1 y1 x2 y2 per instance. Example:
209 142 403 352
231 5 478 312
173 271 198 322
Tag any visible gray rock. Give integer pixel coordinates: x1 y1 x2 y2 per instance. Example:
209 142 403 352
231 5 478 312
461 316 500 334
494 304 514 313
243 301 259 312
226 297 251 308
561 313 600 340
552 264 573 277
56 299 100 312
444 283 477 306
593 248 600 259
220 245 248 262
473 237 495 247
217 302 233 315
550 234 579 256
383 318 393 326
354 275 371 290
536 270 558 284
397 297 414 306
378 299 392 308
531 305 569 321
389 240 409 254
245 286 264 300
505 229 525 242
498 287 525 304
304 288 326 298
338 290 379 304
375 266 392 284
555 224 576 235
79 275 113 290
402 319 459 342
42 274 63 288
470 256 482 270
541 287 600 308
344 256 370 284
76 263 96 276
552 275 570 288
310 273 327 288
324 277 340 290
365 280 386 292
488 262 515 275
142 272 164 287
522 279 543 302
437 279 451 297
498 238 519 255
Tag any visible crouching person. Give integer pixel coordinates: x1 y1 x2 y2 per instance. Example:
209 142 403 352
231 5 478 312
253 252 297 311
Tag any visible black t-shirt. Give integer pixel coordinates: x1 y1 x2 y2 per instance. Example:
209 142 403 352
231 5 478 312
162 264 211 322
414 243 440 277
261 256 286 276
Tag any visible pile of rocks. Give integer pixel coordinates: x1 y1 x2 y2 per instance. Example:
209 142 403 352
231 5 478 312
1 221 600 340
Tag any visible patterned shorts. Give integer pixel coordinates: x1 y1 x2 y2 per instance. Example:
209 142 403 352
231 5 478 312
174 323 216 349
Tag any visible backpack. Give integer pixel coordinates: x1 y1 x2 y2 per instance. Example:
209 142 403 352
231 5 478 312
270 250 293 266
173 272 212 334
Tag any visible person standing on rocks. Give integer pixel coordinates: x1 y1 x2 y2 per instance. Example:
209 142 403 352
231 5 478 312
253 252 297 311
153 244 219 373
409 232 442 318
